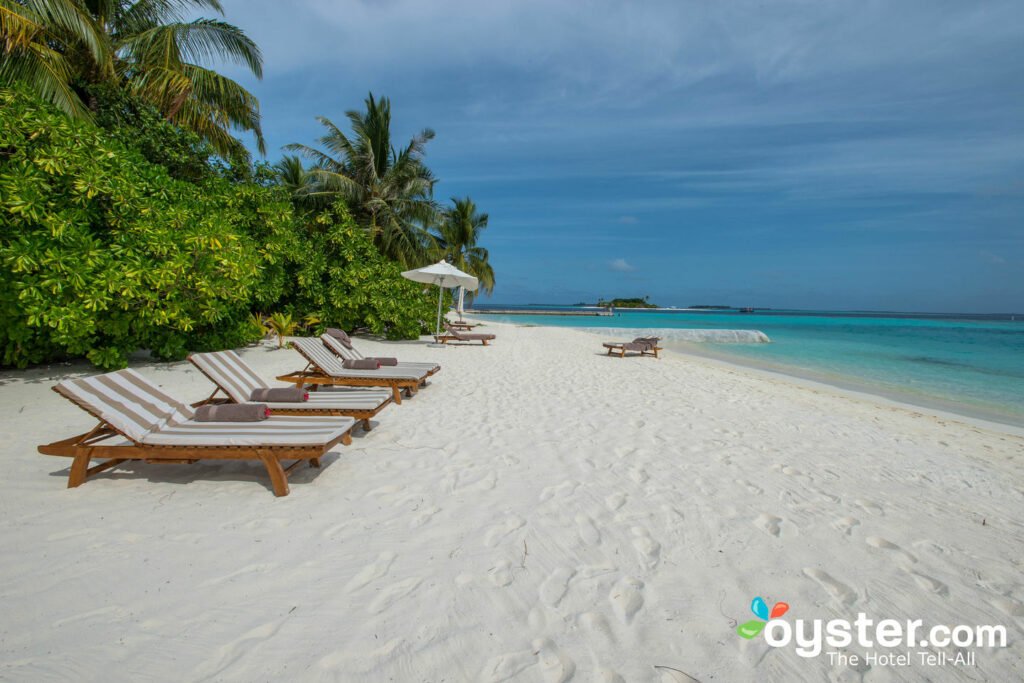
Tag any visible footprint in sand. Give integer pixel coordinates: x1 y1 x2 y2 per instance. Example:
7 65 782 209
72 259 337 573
482 649 536 682
534 638 575 683
409 505 440 529
754 514 783 537
609 576 645 624
484 515 526 547
539 480 580 502
855 500 884 516
803 568 857 606
737 479 764 495
576 514 601 545
831 517 860 536
865 537 917 565
539 567 576 606
606 493 627 511
366 576 422 614
594 668 625 683
631 527 661 567
661 505 685 527
904 568 949 596
579 611 617 646
489 560 515 587
629 467 649 484
990 598 1024 617
344 551 397 593
365 484 405 501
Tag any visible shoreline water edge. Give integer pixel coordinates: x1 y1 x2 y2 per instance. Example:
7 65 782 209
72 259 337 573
467 311 1024 434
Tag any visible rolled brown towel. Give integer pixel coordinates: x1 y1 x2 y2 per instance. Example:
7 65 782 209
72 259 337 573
194 403 270 422
342 359 381 370
325 328 355 349
249 387 309 402
365 357 398 366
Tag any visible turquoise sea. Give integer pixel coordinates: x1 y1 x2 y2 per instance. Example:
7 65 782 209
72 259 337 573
474 307 1024 428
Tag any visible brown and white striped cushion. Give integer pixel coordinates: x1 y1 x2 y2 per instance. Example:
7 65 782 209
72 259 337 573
288 337 427 381
55 368 195 442
189 349 393 411
189 350 269 403
55 369 354 446
320 335 439 373
141 414 353 446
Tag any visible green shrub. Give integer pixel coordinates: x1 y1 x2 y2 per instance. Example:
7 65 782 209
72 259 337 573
0 88 265 368
0 88 443 369
279 202 441 340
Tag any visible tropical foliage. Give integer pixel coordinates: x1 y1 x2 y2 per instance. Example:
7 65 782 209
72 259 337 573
0 87 439 368
285 93 439 267
0 0 264 157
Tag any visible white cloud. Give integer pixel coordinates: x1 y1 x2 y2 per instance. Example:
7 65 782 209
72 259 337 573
608 258 636 272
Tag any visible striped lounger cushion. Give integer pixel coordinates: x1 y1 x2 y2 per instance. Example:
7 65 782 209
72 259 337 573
189 349 392 410
288 337 427 381
54 369 354 447
320 334 440 374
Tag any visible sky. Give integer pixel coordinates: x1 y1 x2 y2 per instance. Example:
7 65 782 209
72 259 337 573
215 0 1023 312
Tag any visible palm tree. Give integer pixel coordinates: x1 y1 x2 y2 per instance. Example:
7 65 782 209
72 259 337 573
0 0 264 157
433 197 495 297
0 0 112 119
272 155 313 195
285 93 438 267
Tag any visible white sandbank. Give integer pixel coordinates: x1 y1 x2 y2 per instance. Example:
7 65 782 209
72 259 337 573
2 319 1022 681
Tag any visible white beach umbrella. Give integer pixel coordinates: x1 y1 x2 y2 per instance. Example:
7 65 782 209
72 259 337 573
456 286 466 320
401 260 478 338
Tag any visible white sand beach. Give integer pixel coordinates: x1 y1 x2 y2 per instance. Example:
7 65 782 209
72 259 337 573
2 320 1022 682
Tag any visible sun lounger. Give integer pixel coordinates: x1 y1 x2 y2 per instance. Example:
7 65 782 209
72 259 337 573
38 369 356 496
279 337 433 404
445 321 477 330
189 349 393 431
602 337 662 358
320 334 440 377
435 322 496 345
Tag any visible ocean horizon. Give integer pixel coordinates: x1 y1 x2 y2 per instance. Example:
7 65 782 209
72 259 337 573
470 305 1024 428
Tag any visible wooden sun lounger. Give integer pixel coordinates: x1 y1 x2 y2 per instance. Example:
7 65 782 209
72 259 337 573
320 334 440 378
38 369 356 496
279 337 432 405
434 323 496 345
445 321 477 330
189 349 393 431
602 341 663 358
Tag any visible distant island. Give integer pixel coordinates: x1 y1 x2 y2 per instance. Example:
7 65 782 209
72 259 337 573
595 297 658 309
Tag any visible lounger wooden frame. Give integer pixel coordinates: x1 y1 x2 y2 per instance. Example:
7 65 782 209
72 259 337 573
189 365 392 432
602 343 663 358
38 389 353 496
319 335 441 379
277 365 423 406
434 324 494 345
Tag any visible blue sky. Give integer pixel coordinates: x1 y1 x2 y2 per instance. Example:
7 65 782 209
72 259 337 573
219 1 1023 312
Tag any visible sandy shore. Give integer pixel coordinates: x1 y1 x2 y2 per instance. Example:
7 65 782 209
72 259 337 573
2 320 1022 681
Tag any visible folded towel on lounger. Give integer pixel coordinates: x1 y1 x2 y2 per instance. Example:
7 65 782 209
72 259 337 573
194 403 270 422
324 328 355 349
342 359 381 370
365 357 398 366
249 387 308 402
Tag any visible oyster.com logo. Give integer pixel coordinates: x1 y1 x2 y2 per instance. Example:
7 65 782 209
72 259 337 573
737 596 789 639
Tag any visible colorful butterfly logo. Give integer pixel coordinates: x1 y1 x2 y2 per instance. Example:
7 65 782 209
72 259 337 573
737 597 789 639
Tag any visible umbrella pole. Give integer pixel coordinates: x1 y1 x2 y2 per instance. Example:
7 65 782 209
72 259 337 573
435 281 444 338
